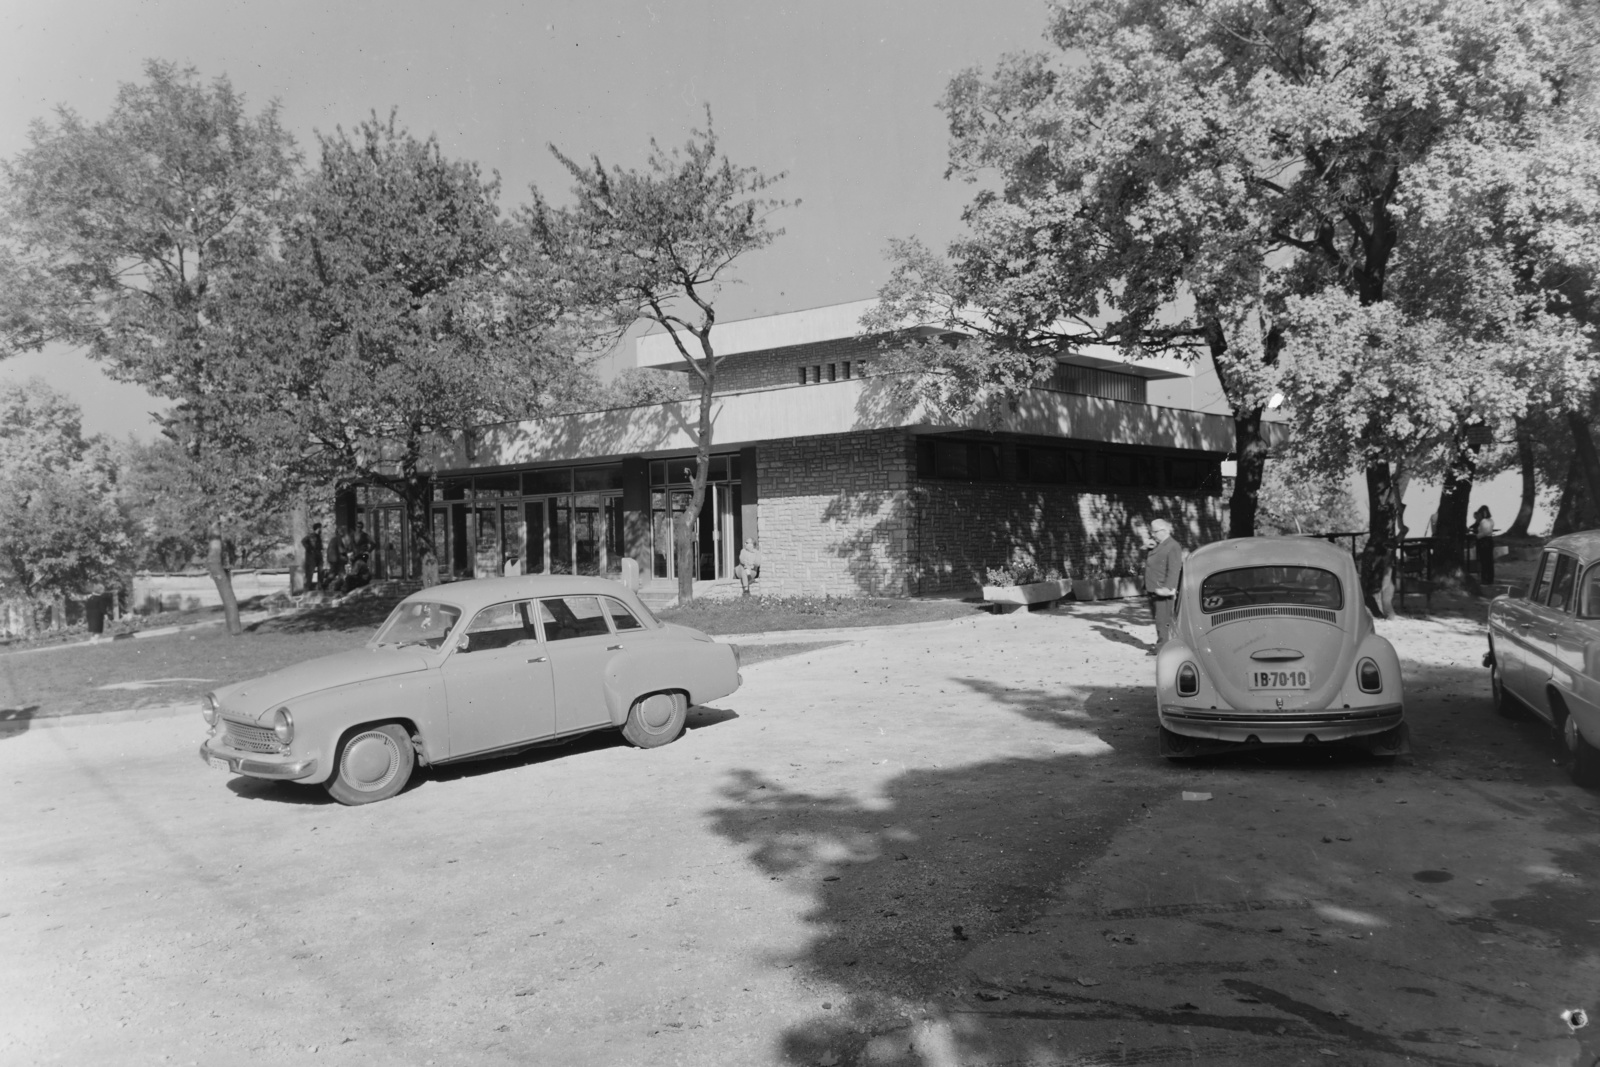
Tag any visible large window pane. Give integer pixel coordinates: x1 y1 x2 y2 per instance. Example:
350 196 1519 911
574 493 602 576
524 468 572 495
525 500 546 574
539 596 609 641
575 465 622 492
550 498 572 574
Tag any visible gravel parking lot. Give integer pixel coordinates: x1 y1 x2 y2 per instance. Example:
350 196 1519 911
3 601 1596 1066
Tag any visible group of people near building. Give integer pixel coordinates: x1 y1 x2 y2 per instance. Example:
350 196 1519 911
300 521 375 595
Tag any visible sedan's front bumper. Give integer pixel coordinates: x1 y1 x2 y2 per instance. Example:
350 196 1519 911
199 737 319 781
1159 703 1404 745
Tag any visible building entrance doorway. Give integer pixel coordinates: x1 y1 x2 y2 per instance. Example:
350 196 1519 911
650 480 742 582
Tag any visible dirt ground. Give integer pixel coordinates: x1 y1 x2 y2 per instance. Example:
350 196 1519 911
2 601 1597 1066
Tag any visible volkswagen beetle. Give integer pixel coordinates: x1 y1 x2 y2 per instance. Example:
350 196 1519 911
199 576 740 804
1484 530 1600 787
1155 537 1407 758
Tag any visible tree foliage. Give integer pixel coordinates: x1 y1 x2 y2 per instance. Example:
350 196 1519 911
881 0 1600 612
0 380 131 616
524 112 785 600
0 60 302 632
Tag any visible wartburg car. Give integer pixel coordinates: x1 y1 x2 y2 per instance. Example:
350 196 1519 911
1155 537 1407 758
199 576 741 804
1485 531 1600 787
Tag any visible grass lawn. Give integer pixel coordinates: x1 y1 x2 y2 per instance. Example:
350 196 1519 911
657 594 981 635
0 591 978 720
0 594 405 719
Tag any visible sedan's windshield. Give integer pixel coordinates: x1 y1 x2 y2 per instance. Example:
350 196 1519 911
372 601 462 650
1199 566 1342 614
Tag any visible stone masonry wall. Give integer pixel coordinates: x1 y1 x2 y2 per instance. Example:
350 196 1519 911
755 430 913 597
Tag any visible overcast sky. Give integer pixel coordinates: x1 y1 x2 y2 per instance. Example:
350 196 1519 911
0 0 1049 440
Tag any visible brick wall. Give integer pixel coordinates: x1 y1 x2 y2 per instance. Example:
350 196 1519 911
906 482 1225 595
754 429 913 596
751 429 1226 598
713 335 885 394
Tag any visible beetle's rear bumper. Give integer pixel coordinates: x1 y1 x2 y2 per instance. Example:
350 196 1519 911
199 738 319 781
1159 704 1404 745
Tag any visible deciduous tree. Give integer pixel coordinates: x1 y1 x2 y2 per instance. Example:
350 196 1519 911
524 113 786 602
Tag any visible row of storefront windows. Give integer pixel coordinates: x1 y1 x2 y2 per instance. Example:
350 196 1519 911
352 457 745 583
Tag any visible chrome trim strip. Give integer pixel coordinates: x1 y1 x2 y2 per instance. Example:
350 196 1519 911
1162 705 1402 727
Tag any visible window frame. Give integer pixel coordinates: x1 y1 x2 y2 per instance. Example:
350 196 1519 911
1576 562 1600 619
1547 553 1579 614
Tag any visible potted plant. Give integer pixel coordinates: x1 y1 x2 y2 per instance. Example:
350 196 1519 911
981 561 1071 611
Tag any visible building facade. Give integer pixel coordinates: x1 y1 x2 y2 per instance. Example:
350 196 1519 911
342 300 1256 599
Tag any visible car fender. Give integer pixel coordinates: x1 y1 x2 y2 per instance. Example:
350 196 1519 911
282 670 448 783
1322 632 1404 710
601 639 739 727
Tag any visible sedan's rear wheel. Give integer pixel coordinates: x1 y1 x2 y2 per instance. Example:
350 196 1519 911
325 724 415 805
622 691 687 749
1562 711 1600 789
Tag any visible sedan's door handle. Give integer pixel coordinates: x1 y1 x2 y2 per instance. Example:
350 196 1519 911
607 644 625 651
527 656 547 663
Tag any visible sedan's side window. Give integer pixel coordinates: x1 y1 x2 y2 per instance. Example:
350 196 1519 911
1549 554 1579 613
604 598 644 631
460 601 536 652
1578 565 1600 619
1531 552 1555 604
539 596 611 642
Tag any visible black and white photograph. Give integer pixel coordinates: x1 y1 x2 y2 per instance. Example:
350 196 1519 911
2 1 1599 1064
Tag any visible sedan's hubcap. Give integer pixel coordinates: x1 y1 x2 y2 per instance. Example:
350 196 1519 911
344 733 398 790
639 694 675 729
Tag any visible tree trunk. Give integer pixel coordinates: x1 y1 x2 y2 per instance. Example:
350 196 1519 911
675 340 720 605
1566 408 1600 526
206 530 243 636
1506 420 1536 538
399 445 433 586
1360 462 1404 617
290 495 308 595
1229 407 1269 538
1433 444 1475 587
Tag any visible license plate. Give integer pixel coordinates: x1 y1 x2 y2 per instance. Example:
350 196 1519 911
1248 669 1310 690
208 757 230 772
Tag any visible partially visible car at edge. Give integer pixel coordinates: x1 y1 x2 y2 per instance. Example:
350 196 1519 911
1155 537 1407 759
1485 531 1600 787
199 576 740 804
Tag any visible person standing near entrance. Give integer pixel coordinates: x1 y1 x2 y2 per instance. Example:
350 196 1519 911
1474 506 1495 585
301 523 324 592
326 526 347 590
1143 517 1184 654
735 538 762 596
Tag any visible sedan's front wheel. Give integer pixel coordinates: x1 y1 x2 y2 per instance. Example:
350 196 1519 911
326 724 415 805
622 692 687 749
1562 712 1600 789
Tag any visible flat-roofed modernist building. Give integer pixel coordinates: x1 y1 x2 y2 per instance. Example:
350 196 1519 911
341 299 1253 602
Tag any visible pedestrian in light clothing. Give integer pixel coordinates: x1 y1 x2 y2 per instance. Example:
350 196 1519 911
1143 518 1184 654
734 539 762 596
1473 506 1495 585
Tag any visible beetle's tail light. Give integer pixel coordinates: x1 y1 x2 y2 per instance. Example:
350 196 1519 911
1357 658 1382 693
1176 662 1200 697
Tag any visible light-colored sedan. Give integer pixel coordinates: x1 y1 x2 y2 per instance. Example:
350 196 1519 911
1485 531 1600 787
1155 537 1407 758
199 576 741 804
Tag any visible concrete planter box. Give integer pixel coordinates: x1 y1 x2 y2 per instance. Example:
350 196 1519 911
982 579 1071 612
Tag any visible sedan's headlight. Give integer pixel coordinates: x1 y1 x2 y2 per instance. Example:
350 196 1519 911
1176 662 1200 697
201 693 218 725
1357 658 1382 693
272 706 294 744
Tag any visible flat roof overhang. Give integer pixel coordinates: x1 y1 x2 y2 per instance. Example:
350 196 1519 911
433 376 1282 471
634 299 1194 381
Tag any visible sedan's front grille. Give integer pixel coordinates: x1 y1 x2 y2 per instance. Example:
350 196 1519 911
223 719 282 754
1208 605 1338 627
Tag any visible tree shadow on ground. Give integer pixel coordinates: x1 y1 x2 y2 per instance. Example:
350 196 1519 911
704 659 1547 1065
247 593 405 636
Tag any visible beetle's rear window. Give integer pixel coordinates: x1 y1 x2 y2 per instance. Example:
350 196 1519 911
1199 566 1342 613
372 602 462 650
